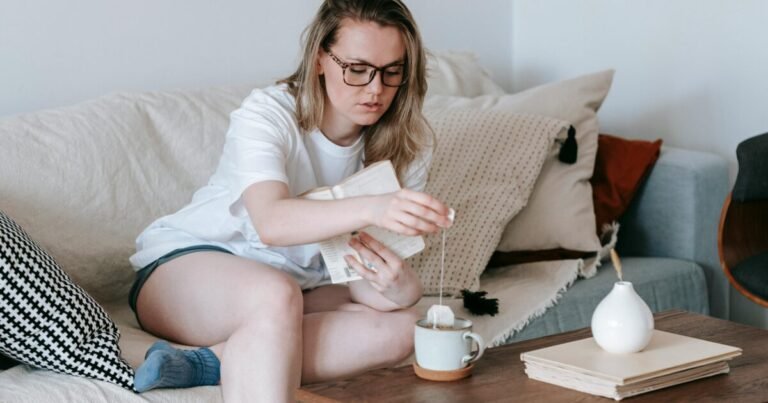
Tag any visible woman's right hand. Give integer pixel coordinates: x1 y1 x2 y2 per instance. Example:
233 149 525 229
364 189 452 236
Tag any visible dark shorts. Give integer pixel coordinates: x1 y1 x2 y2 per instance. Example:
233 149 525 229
128 245 233 328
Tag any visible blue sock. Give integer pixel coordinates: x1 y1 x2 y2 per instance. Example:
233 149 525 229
134 341 221 392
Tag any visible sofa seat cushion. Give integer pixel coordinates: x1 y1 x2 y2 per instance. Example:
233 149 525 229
0 364 221 403
502 256 709 344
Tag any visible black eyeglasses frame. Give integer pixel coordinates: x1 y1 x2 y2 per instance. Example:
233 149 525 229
326 50 408 88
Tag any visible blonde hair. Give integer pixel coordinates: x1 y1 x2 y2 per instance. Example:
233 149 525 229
279 0 433 181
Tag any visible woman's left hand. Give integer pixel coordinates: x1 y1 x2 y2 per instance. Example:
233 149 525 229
345 231 421 307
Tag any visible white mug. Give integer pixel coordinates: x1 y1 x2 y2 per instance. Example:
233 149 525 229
414 318 485 371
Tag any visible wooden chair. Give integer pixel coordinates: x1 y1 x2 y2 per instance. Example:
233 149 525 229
718 132 768 307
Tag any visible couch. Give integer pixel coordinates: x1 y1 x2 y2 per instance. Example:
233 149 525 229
0 82 730 401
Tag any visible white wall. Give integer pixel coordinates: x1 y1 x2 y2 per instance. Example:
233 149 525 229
511 0 768 181
6 0 763 326
0 0 512 117
511 0 768 328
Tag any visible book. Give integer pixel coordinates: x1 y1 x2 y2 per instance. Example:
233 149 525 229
300 160 425 284
520 330 742 400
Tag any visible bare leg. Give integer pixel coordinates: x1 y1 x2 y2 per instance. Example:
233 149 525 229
137 256 419 399
302 285 355 314
301 285 419 382
300 306 419 383
136 252 303 403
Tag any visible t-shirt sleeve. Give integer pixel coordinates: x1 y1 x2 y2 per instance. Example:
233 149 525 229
219 96 295 217
401 146 433 193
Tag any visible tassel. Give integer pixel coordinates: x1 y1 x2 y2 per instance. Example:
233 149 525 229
461 289 499 316
558 125 578 164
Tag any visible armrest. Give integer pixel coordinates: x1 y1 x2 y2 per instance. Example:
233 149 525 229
617 146 730 319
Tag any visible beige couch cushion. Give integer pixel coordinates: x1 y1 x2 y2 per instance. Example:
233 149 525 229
0 86 251 303
412 109 568 295
424 70 614 267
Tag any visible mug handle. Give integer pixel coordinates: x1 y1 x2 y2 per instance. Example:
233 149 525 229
461 332 485 364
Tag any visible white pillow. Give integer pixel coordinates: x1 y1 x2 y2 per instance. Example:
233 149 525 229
426 50 506 97
424 70 614 276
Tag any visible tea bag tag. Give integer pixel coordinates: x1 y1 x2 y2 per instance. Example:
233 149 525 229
427 304 455 328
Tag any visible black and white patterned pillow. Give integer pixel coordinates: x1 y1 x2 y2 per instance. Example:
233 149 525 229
0 210 134 390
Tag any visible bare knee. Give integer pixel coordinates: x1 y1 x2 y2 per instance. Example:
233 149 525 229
237 271 303 330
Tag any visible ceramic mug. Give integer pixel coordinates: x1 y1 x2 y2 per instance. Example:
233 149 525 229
414 318 485 371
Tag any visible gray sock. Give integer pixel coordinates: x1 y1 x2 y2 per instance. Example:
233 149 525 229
134 341 221 392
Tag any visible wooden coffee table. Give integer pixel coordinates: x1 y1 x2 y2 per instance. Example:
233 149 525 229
297 310 768 402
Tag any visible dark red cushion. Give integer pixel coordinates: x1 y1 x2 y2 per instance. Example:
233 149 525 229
591 134 662 234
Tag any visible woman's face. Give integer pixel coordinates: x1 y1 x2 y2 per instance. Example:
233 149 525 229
318 19 406 138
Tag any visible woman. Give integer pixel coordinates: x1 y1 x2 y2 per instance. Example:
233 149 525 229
129 0 451 401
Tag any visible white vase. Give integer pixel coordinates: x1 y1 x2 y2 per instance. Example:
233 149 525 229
591 281 654 354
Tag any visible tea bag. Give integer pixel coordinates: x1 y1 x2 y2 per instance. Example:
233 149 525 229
427 208 456 328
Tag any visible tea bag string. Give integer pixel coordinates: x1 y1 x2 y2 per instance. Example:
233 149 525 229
439 228 446 306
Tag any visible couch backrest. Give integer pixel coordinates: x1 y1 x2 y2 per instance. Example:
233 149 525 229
0 85 252 302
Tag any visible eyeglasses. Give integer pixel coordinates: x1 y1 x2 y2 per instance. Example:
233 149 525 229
327 50 408 87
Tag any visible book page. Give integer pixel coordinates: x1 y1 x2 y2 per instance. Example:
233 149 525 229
362 226 425 259
301 186 335 201
318 235 363 283
333 160 400 198
334 161 424 262
300 160 426 284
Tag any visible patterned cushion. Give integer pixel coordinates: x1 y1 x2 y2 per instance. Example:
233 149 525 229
425 71 614 266
411 110 568 295
0 210 134 390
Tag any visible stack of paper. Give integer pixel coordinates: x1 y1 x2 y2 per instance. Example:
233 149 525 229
520 330 742 400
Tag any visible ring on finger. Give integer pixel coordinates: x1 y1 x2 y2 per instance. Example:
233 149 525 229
365 260 378 272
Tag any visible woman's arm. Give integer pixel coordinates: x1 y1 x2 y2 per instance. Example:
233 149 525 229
242 180 450 247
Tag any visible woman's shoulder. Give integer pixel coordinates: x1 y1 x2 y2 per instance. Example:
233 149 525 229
229 83 300 132
238 83 296 115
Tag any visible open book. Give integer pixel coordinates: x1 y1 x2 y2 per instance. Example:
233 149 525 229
520 330 742 400
301 160 425 284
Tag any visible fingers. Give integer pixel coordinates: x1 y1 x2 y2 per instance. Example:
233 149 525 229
346 233 405 290
392 211 440 235
349 236 387 270
400 189 450 216
398 189 453 229
396 205 444 233
380 218 423 237
343 254 384 292
357 232 401 268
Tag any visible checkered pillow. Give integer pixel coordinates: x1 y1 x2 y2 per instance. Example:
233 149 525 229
0 210 134 390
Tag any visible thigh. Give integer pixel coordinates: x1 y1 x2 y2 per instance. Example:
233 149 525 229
135 251 300 347
302 285 353 314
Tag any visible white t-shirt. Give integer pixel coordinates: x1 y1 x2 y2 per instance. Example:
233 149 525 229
130 84 431 290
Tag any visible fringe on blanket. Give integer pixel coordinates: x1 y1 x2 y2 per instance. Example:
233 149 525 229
490 222 621 346
490 262 580 347
578 221 621 278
